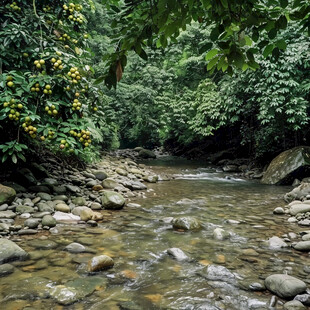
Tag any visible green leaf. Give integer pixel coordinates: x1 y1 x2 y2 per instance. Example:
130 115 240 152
268 28 277 39
11 154 17 164
94 76 105 85
207 56 219 71
210 27 220 42
276 39 287 50
263 44 275 58
205 49 219 60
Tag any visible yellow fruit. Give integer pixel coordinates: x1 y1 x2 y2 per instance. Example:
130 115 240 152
77 133 81 137
73 103 77 108
39 59 45 64
9 114 13 119
17 104 23 109
51 105 55 109
45 84 51 90
66 86 70 91
28 125 33 131
43 89 48 94
7 81 14 87
40 136 45 141
84 142 89 147
51 58 56 63
36 63 41 69
25 116 30 122
60 144 65 149
35 83 39 87
93 107 98 111
49 90 52 94
3 102 9 107
59 65 63 70
76 106 80 110
31 87 36 92
45 106 49 111
6 76 13 81
54 62 59 68
22 53 29 57
53 109 58 115
73 79 78 84
79 137 84 142
22 123 27 128
61 139 66 144
34 60 39 65
35 87 40 92
48 110 52 115
56 51 62 56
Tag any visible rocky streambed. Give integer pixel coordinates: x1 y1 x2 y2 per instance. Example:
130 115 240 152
0 154 310 309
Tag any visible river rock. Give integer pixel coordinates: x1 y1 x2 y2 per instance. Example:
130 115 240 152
90 202 101 210
72 197 86 206
0 210 16 219
65 184 81 193
37 202 54 213
138 149 156 159
167 248 189 261
28 185 50 193
2 182 26 193
102 178 118 189
143 175 158 183
294 294 310 306
93 171 108 180
64 242 86 253
0 239 28 263
0 263 14 277
16 205 35 214
53 211 80 222
172 216 201 230
284 300 306 310
213 228 230 240
55 203 70 213
268 236 288 249
202 265 237 284
42 214 57 227
265 274 307 298
289 204 310 216
293 241 310 251
0 184 16 205
49 285 80 305
116 168 127 176
273 207 285 214
88 255 114 272
72 207 94 221
261 146 310 185
101 191 125 210
285 183 310 203
24 218 40 229
37 192 52 201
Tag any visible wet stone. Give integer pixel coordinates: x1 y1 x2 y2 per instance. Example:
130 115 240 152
24 218 40 229
18 229 38 235
0 263 14 277
167 248 189 261
284 300 306 310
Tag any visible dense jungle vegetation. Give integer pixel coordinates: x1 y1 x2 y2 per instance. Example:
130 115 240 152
1 0 310 166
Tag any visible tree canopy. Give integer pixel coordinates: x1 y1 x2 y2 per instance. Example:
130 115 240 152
102 0 310 87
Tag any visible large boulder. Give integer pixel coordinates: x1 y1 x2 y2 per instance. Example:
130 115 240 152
101 191 125 210
0 184 16 205
0 239 28 264
265 274 307 299
261 146 310 185
138 149 156 159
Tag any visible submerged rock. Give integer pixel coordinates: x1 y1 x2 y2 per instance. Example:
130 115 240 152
261 146 310 185
267 236 288 249
0 263 14 277
213 228 230 240
167 248 189 261
293 241 310 251
0 239 28 264
265 274 307 298
88 255 114 272
172 216 201 230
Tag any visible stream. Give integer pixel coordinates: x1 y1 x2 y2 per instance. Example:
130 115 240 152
1 157 309 310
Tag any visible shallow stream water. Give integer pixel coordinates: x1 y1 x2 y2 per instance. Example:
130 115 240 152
1 157 309 310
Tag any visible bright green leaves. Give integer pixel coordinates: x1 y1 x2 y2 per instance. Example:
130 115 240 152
205 49 219 60
263 44 275 57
